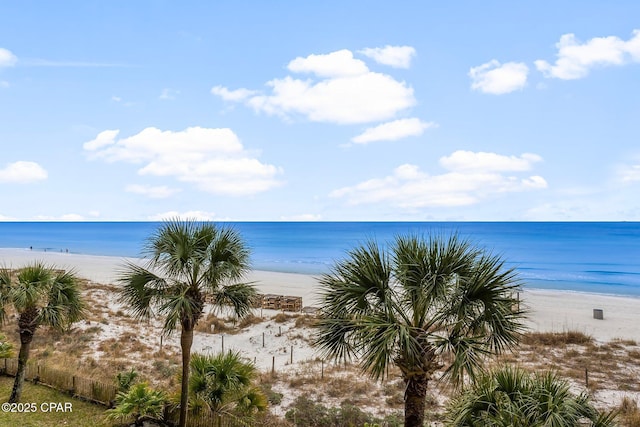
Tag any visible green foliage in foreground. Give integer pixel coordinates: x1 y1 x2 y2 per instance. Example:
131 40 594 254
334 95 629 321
188 351 267 423
0 334 12 358
106 382 166 426
445 365 618 427
285 394 403 427
0 376 109 427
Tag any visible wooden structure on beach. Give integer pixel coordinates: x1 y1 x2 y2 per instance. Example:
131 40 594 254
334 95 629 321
254 293 303 312
207 292 303 312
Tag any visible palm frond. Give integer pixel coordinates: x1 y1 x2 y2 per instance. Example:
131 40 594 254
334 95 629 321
39 269 85 330
313 316 359 363
117 262 169 321
158 289 203 336
318 240 393 317
211 282 257 319
445 366 614 427
200 226 251 287
12 262 51 311
434 333 490 388
0 268 13 325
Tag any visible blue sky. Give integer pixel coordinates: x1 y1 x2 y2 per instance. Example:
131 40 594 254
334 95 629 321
1 1 640 221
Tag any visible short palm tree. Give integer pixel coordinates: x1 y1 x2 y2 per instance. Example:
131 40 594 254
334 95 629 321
118 220 257 427
445 365 617 426
0 263 85 403
106 382 166 427
188 351 267 423
315 234 526 427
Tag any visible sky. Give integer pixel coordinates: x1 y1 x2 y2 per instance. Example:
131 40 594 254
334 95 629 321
1 1 640 221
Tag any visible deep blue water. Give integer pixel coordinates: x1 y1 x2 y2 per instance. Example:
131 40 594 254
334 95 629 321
1 222 639 296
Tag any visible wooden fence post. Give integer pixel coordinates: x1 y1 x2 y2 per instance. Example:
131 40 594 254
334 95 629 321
585 368 589 388
272 356 275 375
221 335 224 353
290 345 293 364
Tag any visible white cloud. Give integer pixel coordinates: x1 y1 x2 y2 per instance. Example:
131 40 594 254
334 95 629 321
159 88 179 100
0 214 17 221
288 49 369 77
125 184 181 198
0 48 17 67
83 129 120 151
351 118 435 144
147 210 218 221
469 60 529 94
111 96 121 102
0 81 8 88
439 151 542 172
213 48 416 124
211 86 258 102
279 214 323 221
0 161 48 183
359 45 416 68
618 163 640 183
34 214 85 221
330 151 547 209
83 126 283 196
535 30 640 79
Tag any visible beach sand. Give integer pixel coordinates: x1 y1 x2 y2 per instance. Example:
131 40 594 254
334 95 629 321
1 248 638 342
3 248 640 416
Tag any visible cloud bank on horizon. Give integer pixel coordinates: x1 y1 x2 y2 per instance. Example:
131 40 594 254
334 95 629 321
1 2 639 221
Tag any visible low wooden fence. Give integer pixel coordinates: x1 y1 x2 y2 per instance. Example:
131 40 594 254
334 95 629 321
1 358 117 406
1 358 249 426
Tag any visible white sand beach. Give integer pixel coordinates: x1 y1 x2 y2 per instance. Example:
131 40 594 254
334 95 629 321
3 248 640 417
1 248 638 343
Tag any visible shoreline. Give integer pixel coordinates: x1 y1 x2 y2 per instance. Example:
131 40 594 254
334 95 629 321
1 248 639 341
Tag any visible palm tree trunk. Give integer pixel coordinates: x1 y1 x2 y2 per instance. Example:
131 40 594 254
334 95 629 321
404 374 429 427
178 326 194 427
9 331 33 403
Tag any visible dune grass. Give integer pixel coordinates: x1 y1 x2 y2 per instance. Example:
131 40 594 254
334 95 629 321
0 376 109 427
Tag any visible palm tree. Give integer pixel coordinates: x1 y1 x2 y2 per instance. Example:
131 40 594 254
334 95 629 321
315 234 526 427
0 263 85 403
188 351 267 423
118 219 257 427
445 365 617 426
106 382 166 426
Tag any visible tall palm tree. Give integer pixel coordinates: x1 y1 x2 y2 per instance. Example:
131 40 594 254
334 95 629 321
445 365 617 426
188 351 267 423
118 220 257 427
315 234 526 427
0 263 85 403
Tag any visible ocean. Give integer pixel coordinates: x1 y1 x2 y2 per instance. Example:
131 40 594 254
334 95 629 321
0 222 639 297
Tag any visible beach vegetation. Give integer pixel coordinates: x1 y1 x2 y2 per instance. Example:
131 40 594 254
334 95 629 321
185 351 267 423
521 330 593 347
106 381 166 426
0 263 85 403
314 233 526 427
117 219 257 427
0 333 13 358
115 367 139 392
445 365 617 426
618 397 640 426
284 394 403 427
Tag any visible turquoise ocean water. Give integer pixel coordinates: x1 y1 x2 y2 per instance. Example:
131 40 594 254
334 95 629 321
0 222 639 297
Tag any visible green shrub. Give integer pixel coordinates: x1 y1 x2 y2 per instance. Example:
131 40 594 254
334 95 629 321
285 395 400 427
